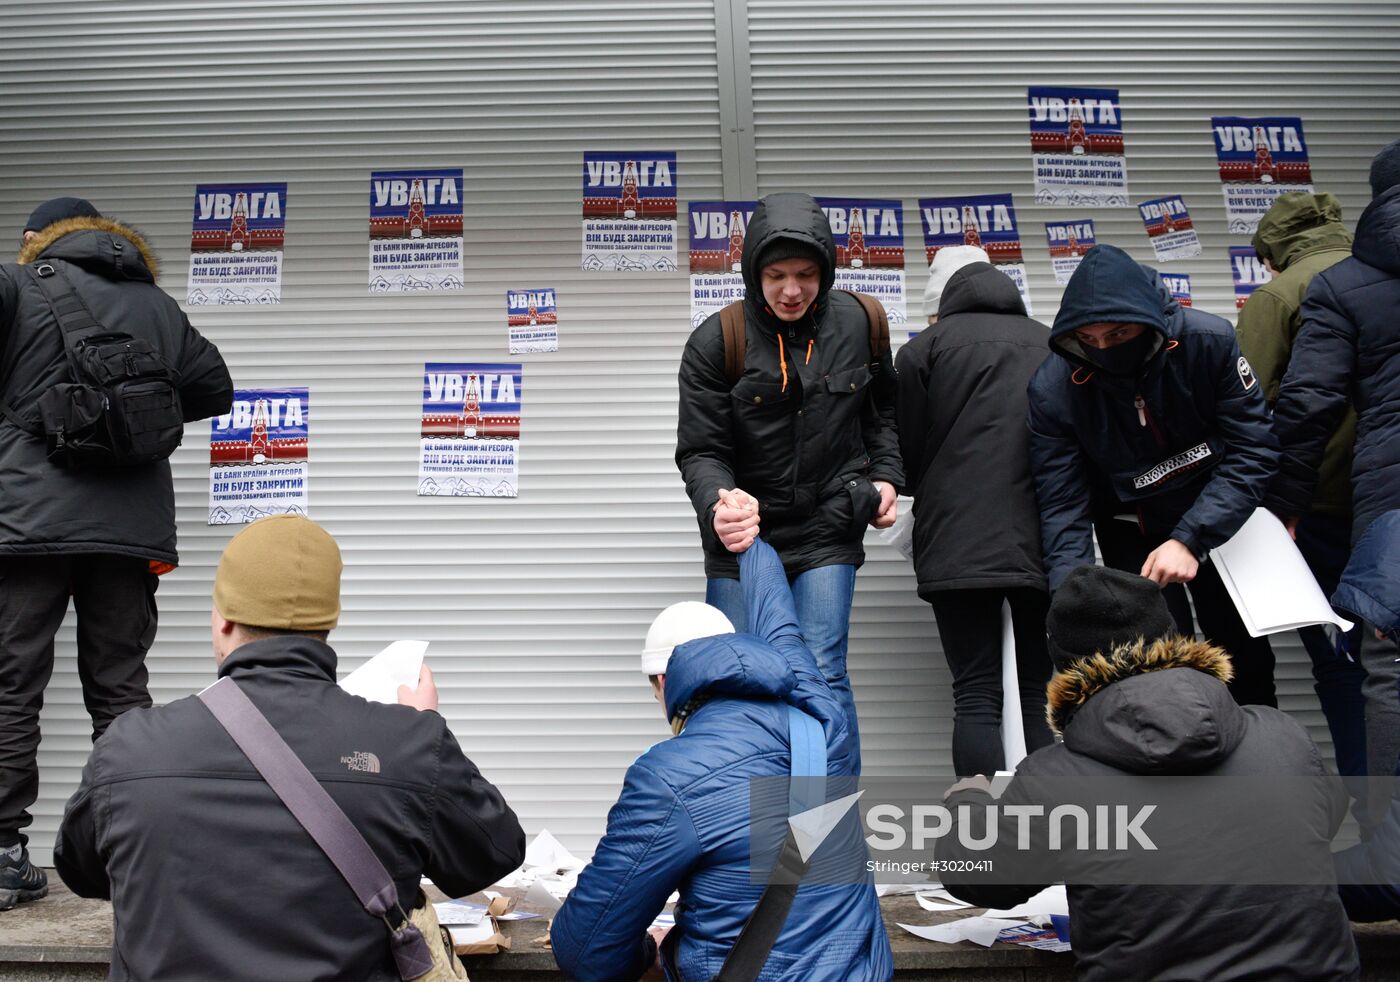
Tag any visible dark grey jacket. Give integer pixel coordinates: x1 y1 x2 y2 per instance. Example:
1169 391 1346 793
895 262 1049 596
676 193 903 579
0 218 232 565
940 637 1358 982
55 637 526 982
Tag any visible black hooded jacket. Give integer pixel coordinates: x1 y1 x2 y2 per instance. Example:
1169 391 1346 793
676 193 902 578
55 636 526 982
0 217 233 565
1027 246 1278 591
939 637 1358 982
895 262 1049 596
1268 185 1400 544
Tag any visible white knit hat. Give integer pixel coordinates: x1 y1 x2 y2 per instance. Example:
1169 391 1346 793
641 601 735 675
924 245 991 316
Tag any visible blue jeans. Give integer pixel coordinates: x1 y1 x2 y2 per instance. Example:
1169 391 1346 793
706 563 861 771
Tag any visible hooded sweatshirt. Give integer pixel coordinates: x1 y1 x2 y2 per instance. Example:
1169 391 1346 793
1027 245 1278 590
676 193 903 579
1236 192 1356 516
939 636 1359 982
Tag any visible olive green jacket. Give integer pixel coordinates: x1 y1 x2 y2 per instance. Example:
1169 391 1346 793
1237 192 1356 516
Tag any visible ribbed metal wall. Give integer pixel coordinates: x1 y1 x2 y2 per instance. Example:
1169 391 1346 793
3 0 1397 866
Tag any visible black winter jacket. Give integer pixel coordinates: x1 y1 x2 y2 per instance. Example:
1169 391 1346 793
895 262 1049 596
1268 185 1400 545
676 193 903 579
54 637 526 982
1027 248 1278 590
940 637 1359 982
0 218 232 565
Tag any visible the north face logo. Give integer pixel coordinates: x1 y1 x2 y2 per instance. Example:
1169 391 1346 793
341 751 380 774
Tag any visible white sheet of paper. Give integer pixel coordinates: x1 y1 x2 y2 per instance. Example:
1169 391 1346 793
522 829 584 872
916 890 974 911
983 884 1069 920
876 882 936 897
432 901 486 926
447 919 497 946
898 916 1014 947
1211 509 1354 637
999 600 1028 769
339 640 428 703
524 876 564 913
878 504 916 561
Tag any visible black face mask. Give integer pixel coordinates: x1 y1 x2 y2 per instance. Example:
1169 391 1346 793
1082 330 1157 377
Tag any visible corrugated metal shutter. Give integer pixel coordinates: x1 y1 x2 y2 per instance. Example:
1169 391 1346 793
4 0 727 866
747 0 1400 772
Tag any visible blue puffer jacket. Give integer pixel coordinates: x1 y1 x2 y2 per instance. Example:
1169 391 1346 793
551 538 892 981
1268 185 1400 545
1027 245 1279 590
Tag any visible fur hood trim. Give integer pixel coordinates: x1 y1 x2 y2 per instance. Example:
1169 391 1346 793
18 216 159 279
1046 636 1233 735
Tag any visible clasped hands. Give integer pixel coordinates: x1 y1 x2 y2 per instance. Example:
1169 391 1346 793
712 481 898 554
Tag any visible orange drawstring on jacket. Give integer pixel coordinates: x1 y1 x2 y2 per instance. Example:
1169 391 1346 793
805 339 814 364
777 334 789 392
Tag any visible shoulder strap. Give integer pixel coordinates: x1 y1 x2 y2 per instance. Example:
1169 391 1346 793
844 291 890 365
27 260 108 349
198 677 402 918
715 706 828 982
719 301 747 386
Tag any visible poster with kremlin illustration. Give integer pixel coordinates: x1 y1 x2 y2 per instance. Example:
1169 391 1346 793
815 197 908 324
688 200 755 327
418 363 522 497
368 169 465 292
919 193 1033 315
1028 86 1129 206
208 388 308 525
582 152 678 271
1211 116 1314 234
187 182 286 305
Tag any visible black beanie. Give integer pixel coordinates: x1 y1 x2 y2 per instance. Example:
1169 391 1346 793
1370 138 1400 199
756 236 824 273
24 197 101 234
1046 566 1177 672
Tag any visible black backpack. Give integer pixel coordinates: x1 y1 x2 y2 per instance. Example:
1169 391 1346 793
0 259 183 468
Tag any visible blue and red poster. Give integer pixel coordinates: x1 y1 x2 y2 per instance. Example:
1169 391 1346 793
1138 195 1201 262
1045 219 1097 285
209 388 309 525
1160 271 1193 308
687 200 755 326
1212 117 1314 234
507 289 559 354
368 169 464 293
188 182 286 305
816 197 907 324
918 193 1032 315
1230 246 1274 310
1028 87 1129 206
582 151 678 271
418 363 522 497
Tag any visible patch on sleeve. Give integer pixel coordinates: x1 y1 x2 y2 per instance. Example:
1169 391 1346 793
1237 356 1258 391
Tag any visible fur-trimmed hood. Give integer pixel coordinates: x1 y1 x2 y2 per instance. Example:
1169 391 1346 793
18 216 159 282
1048 636 1246 775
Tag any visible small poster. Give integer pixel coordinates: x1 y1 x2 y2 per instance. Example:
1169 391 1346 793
1045 219 1097 285
187 183 286 305
507 289 559 354
1212 117 1313 234
582 151 678 271
816 197 908 324
208 388 308 525
1160 271 1193 308
1138 195 1202 262
1028 86 1129 206
919 193 1033 315
687 200 755 326
419 363 521 497
368 169 464 293
1230 246 1274 310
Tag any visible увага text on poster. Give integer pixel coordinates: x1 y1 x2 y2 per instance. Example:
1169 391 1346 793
1028 86 1129 206
1161 272 1193 308
419 363 521 497
1212 117 1313 235
187 183 286 305
1045 219 1097 285
816 197 908 324
688 200 755 326
1230 246 1274 310
209 388 308 525
582 151 678 272
1138 195 1202 262
368 169 464 293
919 193 1033 315
507 289 559 354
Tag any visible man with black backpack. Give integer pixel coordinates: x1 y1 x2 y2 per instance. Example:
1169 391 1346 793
0 197 232 908
675 192 903 771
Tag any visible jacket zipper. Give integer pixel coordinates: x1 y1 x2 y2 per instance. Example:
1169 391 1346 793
1135 394 1167 448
